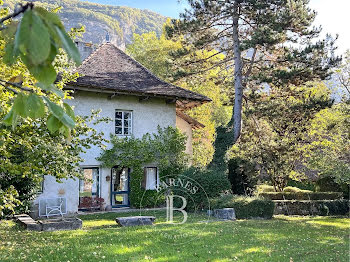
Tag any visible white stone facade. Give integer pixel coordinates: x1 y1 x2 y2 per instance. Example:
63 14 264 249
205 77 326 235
35 91 193 215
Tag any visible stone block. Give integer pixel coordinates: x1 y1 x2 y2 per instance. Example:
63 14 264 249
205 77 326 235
116 216 156 227
214 208 236 220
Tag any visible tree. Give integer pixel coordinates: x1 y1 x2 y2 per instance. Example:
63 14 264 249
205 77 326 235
335 49 350 99
0 2 105 216
166 0 340 169
304 102 350 186
231 83 333 191
0 1 81 134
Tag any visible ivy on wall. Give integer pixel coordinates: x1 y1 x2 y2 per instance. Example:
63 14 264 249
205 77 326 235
98 126 188 208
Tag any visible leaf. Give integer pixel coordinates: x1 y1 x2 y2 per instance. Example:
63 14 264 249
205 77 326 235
15 9 51 65
2 108 18 128
47 114 62 133
63 103 75 121
34 7 65 30
36 82 64 98
13 93 28 117
3 42 18 65
44 97 75 129
55 26 81 65
25 94 45 119
28 62 57 85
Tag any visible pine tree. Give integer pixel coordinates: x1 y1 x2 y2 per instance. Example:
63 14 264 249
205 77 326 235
166 0 341 169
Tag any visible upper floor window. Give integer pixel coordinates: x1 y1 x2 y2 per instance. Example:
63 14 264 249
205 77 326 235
115 110 132 136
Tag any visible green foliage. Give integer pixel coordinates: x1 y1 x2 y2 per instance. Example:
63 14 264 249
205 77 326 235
227 157 258 195
258 192 343 201
315 176 349 199
127 30 231 166
210 195 275 219
98 126 188 208
283 186 312 193
0 111 108 216
0 3 81 133
173 167 231 211
232 83 334 191
319 200 349 216
0 186 20 217
168 0 341 170
303 102 350 185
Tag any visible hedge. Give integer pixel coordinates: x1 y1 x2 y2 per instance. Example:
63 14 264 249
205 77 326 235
209 195 275 219
258 192 343 200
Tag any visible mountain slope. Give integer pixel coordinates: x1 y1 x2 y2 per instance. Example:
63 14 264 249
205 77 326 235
4 0 167 48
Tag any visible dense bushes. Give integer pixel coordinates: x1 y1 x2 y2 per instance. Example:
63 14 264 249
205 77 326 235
210 195 275 219
258 191 343 200
173 167 231 211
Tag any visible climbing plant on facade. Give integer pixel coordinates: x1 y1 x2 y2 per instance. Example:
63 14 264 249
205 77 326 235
98 126 188 208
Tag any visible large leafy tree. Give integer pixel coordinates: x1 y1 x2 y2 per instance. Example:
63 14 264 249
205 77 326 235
0 2 104 216
232 83 333 191
166 0 341 169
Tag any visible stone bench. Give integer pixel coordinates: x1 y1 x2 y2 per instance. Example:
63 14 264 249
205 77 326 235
116 216 156 227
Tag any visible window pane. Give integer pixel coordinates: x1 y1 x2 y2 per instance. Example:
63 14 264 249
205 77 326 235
116 127 122 134
115 111 122 119
124 112 131 119
79 168 99 197
115 119 122 126
124 120 129 127
124 128 129 134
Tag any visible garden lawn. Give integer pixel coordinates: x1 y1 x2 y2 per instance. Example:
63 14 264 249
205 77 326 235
0 211 349 262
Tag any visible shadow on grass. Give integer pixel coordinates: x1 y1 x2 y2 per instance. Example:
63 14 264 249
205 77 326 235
0 214 349 262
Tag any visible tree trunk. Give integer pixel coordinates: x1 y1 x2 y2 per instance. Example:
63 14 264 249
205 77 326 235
208 2 243 170
232 1 243 143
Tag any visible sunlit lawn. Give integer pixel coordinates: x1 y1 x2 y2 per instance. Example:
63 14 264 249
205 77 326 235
0 211 349 261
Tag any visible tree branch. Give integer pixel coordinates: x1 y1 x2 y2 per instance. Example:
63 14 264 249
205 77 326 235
0 2 33 25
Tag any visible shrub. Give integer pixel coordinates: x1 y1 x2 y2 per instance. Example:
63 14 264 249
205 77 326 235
79 197 105 210
258 192 343 200
209 195 275 219
319 200 349 216
287 180 315 191
283 186 312 193
173 167 231 211
256 185 275 193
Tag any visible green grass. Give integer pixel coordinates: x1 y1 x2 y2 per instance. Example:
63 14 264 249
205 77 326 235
0 211 349 261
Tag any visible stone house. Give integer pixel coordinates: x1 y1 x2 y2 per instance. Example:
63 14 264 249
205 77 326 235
34 43 210 215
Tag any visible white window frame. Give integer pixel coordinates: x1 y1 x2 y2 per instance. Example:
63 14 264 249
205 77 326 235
115 110 133 136
144 167 159 190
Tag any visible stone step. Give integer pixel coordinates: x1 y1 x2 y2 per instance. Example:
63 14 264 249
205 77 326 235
14 214 42 231
116 216 156 227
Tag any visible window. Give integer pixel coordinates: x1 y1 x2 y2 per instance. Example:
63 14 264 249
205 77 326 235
142 167 158 190
79 168 99 198
115 110 132 135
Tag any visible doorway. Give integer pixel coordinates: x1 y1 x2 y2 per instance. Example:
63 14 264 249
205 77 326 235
110 167 130 207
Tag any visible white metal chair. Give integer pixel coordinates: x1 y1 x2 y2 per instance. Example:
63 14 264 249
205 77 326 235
44 198 65 218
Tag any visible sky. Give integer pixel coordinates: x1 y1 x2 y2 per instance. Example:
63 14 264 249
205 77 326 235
83 0 349 54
